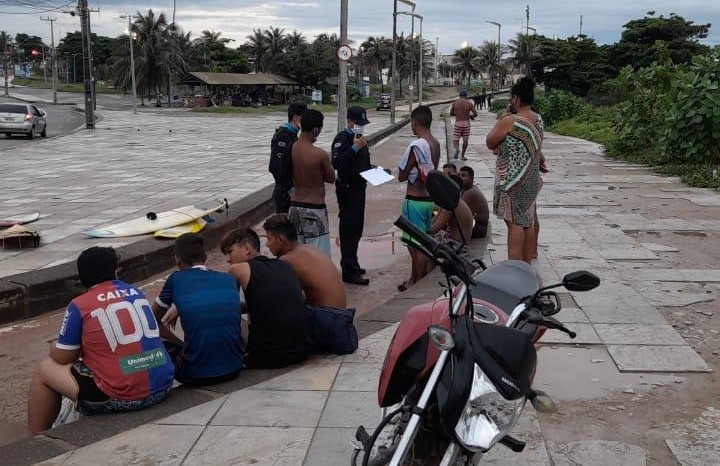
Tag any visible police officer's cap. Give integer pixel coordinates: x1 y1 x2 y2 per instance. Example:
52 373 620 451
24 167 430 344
347 106 370 125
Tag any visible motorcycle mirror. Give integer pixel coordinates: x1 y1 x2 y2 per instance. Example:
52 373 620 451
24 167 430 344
562 270 600 292
426 170 460 211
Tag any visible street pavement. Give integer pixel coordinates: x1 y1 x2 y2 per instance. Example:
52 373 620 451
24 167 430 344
0 96 86 151
0 108 391 277
18 110 720 465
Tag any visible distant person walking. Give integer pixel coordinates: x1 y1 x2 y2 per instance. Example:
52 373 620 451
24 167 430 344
288 109 335 258
486 77 543 263
450 90 477 161
331 106 372 285
269 102 307 213
486 91 494 109
479 88 487 110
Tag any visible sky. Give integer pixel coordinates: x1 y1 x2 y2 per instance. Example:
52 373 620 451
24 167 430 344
0 0 718 54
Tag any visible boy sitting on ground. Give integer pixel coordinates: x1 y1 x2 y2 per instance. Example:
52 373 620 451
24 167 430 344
222 227 313 368
263 214 346 309
27 247 174 434
429 174 474 250
151 233 244 386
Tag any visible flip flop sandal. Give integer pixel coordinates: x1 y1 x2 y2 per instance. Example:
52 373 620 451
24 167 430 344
397 282 408 292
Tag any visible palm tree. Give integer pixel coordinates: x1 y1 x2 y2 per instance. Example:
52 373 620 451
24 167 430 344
244 29 267 73
477 40 506 89
109 9 186 106
452 46 481 87
361 36 392 91
261 27 286 73
508 33 541 77
286 30 306 49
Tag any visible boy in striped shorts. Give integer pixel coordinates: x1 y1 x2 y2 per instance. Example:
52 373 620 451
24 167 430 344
450 90 477 161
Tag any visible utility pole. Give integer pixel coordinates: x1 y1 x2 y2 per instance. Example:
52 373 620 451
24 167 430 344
337 0 348 133
390 0 397 124
525 4 530 35
40 17 58 104
579 15 583 35
64 51 69 83
408 17 414 116
435 37 439 84
79 0 95 128
2 32 8 96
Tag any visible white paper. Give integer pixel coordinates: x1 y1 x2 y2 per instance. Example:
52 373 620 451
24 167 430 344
360 166 395 187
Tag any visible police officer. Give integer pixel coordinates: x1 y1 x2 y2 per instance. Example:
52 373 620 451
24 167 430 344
269 101 308 213
332 106 371 285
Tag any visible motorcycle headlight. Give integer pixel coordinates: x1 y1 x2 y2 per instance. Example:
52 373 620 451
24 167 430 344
454 364 525 452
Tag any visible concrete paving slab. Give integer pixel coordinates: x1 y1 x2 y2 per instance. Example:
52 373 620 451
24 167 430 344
582 305 668 325
342 337 391 364
183 426 314 466
543 242 603 261
546 440 647 466
303 427 358 466
632 281 715 307
211 390 328 427
540 323 602 345
665 440 720 466
557 308 590 323
156 395 227 426
640 242 680 253
35 424 205 466
607 345 711 372
536 221 584 244
319 391 379 429
251 363 340 391
592 244 659 261
625 269 720 283
481 442 551 465
333 363 382 392
594 324 687 346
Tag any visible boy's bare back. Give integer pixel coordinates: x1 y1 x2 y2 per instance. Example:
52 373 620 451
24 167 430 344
282 244 346 309
291 140 335 205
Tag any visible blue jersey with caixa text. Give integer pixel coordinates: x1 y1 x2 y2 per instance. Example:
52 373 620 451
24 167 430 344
156 266 244 378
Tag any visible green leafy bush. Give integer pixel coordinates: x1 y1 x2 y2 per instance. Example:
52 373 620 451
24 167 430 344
489 98 509 114
533 90 587 126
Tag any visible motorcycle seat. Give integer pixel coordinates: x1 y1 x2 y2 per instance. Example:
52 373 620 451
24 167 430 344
471 260 540 316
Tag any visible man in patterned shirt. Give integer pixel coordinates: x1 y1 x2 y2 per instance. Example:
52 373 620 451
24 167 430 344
27 247 174 434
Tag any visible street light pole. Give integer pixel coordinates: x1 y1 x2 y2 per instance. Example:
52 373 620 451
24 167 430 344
40 16 58 104
337 0 348 133
64 51 69 83
119 14 137 115
390 0 415 124
486 21 501 91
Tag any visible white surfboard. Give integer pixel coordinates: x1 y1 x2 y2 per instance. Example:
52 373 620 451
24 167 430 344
84 199 227 238
0 212 40 227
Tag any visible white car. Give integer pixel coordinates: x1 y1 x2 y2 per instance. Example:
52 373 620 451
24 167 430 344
0 103 47 139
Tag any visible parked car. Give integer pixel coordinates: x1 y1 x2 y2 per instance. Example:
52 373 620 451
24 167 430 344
0 103 47 139
376 93 391 111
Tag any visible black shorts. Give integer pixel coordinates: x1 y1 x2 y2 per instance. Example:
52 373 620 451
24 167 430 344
70 362 110 403
163 341 242 387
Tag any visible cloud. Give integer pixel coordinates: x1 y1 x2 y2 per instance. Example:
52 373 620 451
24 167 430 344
1 0 717 52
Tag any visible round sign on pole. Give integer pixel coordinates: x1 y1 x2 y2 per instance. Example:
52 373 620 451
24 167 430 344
336 45 353 61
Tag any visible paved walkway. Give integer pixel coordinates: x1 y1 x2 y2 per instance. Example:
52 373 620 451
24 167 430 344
26 111 720 465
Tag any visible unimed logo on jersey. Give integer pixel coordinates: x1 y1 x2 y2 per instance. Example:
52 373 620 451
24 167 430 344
119 348 168 374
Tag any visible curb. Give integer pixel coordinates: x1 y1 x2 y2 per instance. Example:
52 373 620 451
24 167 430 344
0 188 274 325
0 99 453 325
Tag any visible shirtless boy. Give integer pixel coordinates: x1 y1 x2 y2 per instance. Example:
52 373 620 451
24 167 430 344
450 90 477 161
458 166 490 238
288 109 336 258
397 105 441 291
262 213 346 310
430 173 474 247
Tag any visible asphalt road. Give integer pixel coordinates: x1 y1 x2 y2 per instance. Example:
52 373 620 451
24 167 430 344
0 97 86 151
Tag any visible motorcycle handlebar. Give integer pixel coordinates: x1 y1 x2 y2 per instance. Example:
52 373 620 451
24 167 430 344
394 216 440 255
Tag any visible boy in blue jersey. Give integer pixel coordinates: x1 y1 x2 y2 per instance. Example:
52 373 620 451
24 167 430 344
151 233 244 386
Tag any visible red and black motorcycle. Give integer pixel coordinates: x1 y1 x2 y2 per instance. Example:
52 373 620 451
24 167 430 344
352 171 600 466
